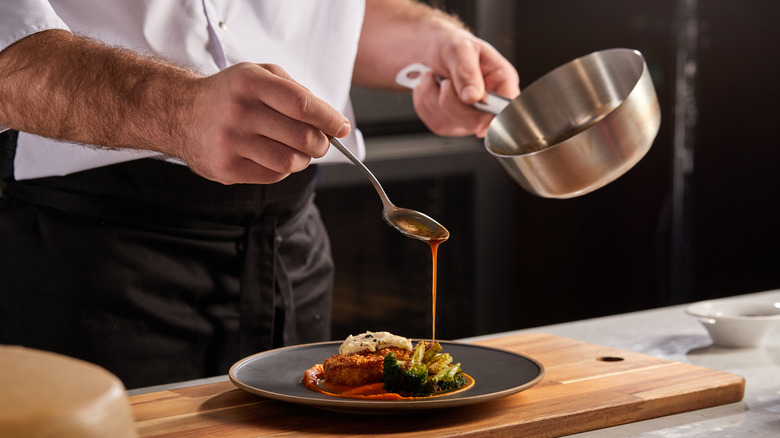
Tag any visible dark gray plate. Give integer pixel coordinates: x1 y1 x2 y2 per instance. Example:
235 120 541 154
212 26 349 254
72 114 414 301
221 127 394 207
229 340 544 414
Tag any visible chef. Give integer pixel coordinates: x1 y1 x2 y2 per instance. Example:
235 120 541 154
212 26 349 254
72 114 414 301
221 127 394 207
0 0 519 388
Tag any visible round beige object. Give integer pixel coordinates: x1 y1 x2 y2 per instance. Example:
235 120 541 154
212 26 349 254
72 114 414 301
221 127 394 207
0 345 137 438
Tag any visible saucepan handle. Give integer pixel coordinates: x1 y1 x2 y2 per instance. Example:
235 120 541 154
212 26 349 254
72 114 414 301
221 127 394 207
394 63 510 116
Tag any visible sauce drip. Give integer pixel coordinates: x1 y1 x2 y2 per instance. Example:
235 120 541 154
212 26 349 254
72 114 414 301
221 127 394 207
429 238 445 343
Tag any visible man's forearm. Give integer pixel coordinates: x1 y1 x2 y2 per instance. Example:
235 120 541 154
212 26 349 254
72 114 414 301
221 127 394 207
0 30 199 156
354 0 469 90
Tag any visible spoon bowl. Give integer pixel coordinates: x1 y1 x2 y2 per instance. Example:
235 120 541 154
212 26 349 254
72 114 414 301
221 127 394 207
384 206 450 242
329 138 449 242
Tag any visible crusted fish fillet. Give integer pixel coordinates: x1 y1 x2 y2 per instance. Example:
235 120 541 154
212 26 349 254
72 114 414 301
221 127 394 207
322 347 411 386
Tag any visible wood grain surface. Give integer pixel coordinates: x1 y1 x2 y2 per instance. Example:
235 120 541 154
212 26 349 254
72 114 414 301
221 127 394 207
129 333 745 437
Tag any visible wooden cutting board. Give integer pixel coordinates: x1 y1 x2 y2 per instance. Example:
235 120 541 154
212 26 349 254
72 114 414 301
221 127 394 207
129 333 745 437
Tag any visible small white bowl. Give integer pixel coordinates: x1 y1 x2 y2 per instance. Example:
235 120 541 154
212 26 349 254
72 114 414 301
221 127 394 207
685 298 780 348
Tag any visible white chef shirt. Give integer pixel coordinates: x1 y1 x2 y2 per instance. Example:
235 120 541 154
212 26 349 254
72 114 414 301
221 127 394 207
0 0 366 180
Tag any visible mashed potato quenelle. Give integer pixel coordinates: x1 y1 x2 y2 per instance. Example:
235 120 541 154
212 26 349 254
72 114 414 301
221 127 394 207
338 331 413 355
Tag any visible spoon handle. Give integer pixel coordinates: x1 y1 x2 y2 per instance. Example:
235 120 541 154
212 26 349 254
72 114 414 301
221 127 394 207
394 63 511 115
328 137 394 210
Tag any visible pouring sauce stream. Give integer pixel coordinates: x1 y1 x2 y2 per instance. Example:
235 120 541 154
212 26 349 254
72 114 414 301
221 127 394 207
429 237 446 343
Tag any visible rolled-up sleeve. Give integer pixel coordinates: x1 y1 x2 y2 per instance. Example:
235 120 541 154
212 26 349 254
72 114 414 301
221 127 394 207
0 0 70 53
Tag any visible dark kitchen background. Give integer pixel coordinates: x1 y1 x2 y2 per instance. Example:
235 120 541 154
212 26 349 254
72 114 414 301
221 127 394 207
315 0 780 341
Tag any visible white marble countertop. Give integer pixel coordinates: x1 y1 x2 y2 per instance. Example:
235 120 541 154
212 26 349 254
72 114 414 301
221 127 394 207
130 289 780 437
461 289 780 437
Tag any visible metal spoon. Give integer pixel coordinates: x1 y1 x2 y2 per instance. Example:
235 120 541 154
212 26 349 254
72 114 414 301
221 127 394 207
329 137 449 242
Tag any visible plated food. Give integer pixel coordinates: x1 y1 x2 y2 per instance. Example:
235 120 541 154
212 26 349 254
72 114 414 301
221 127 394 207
303 331 473 400
229 205 542 410
230 339 543 413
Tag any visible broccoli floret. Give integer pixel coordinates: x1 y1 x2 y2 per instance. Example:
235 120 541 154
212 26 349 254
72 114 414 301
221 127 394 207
402 363 431 395
382 353 436 395
436 373 467 391
384 352 434 396
383 352 403 392
383 343 468 396
427 352 453 374
432 362 461 382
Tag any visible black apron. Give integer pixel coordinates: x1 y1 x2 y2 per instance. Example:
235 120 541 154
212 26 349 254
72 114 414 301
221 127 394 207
0 157 333 389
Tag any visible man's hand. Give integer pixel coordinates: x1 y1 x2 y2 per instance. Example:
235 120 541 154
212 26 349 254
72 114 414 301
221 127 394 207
411 28 519 138
185 63 350 184
354 0 520 139
0 30 350 185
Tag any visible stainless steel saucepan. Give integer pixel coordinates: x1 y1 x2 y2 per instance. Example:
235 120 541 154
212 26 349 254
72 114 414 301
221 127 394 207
395 48 661 198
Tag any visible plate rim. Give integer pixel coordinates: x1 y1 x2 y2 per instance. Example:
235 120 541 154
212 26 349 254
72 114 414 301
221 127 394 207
228 340 545 412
